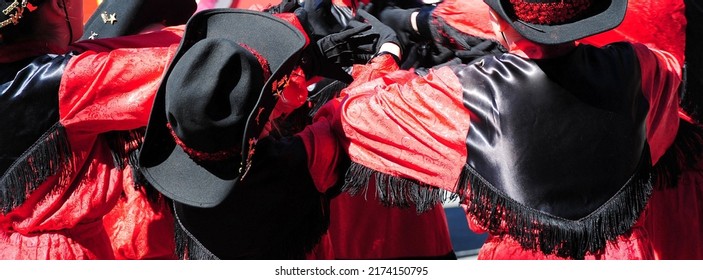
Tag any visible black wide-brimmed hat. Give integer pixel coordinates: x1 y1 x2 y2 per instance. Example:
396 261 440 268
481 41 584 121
139 9 306 208
483 0 628 45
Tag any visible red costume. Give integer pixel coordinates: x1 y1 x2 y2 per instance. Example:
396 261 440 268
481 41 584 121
298 0 694 259
0 0 186 258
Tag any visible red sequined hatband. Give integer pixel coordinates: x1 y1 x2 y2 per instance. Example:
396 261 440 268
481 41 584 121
167 123 240 162
239 43 272 82
509 0 592 25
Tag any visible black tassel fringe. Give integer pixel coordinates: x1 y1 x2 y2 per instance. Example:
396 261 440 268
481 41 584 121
338 120 699 259
341 147 655 259
652 119 703 189
104 128 145 171
341 162 460 214
0 123 72 214
461 148 654 259
104 128 160 201
173 205 220 260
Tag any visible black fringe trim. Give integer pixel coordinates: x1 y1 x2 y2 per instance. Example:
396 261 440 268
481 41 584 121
461 148 654 259
652 119 703 189
104 128 145 171
0 123 73 214
173 203 220 260
103 128 160 201
341 162 461 214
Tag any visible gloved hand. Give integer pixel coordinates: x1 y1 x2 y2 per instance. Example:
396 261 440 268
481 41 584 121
298 18 377 83
352 9 401 54
317 21 379 66
377 5 425 52
294 0 344 41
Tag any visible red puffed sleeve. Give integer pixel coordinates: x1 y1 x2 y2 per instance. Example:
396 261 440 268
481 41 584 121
340 64 467 192
632 43 682 164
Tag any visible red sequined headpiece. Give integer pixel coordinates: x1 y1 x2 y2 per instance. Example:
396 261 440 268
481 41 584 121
509 0 592 25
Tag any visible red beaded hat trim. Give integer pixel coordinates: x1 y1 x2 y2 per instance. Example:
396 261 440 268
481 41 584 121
509 0 592 25
239 43 271 82
167 123 240 162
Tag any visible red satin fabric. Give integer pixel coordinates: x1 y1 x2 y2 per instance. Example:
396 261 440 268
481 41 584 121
341 56 468 192
431 0 496 41
645 150 703 259
582 0 686 64
328 183 453 259
101 165 176 260
0 30 181 259
0 142 123 259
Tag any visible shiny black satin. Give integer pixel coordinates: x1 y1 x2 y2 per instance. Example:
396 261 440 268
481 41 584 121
454 43 648 220
0 54 72 174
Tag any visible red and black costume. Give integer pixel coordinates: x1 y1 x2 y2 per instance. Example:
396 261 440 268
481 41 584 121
306 36 687 259
0 27 184 259
363 0 701 259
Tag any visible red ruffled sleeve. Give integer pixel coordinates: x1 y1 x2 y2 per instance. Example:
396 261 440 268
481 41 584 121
632 43 682 163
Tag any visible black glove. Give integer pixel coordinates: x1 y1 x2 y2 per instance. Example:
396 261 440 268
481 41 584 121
294 0 344 41
263 0 300 14
298 17 377 83
353 9 401 54
377 5 425 52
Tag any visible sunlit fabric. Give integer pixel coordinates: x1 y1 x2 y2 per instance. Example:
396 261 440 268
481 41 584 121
337 39 681 258
0 29 181 259
582 0 686 64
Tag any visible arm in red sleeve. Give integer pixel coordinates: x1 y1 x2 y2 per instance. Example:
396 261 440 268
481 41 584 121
296 98 347 194
632 43 682 163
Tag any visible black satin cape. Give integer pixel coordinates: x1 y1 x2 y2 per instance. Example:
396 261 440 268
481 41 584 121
0 54 73 213
454 43 652 259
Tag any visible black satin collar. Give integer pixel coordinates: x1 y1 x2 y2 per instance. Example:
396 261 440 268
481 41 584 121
0 54 72 174
453 43 648 220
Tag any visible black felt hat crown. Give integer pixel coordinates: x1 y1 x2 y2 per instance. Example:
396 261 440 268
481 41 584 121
139 9 306 208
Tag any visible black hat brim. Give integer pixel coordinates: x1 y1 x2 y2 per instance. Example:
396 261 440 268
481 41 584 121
139 9 306 208
484 0 628 45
